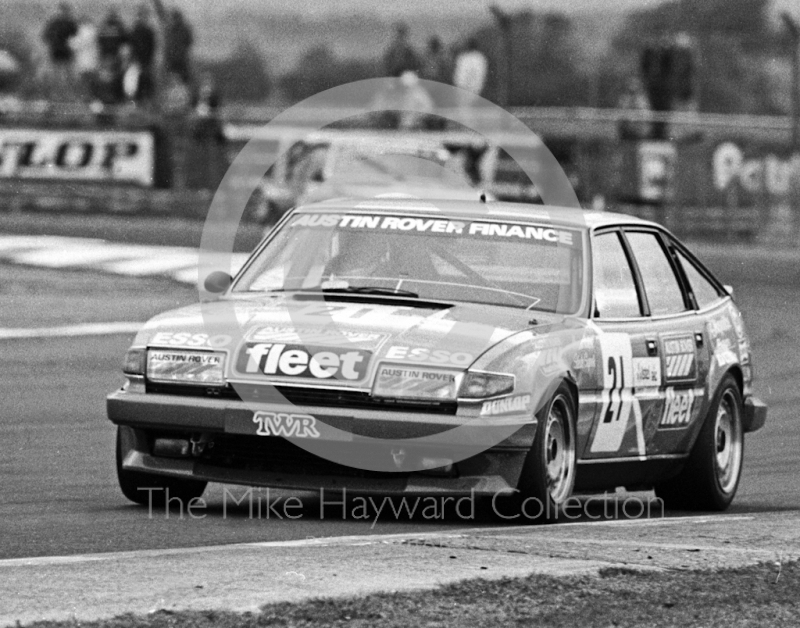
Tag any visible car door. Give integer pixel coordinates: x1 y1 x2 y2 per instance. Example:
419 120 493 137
620 228 712 457
581 226 711 461
581 228 655 461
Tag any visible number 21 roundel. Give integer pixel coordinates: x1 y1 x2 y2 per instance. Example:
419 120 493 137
591 334 637 453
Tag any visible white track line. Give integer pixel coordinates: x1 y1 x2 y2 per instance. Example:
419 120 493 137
0 515 756 568
0 322 143 339
101 254 199 276
0 235 249 284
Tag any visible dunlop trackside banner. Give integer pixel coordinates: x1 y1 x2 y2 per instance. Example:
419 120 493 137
0 128 155 186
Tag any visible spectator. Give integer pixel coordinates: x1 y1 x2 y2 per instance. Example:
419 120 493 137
162 71 192 114
165 9 194 85
97 9 127 62
421 36 451 84
41 2 78 100
617 76 652 140
194 72 221 117
420 36 453 128
127 4 157 104
96 9 127 103
453 38 488 127
383 22 420 78
453 38 487 96
69 18 99 102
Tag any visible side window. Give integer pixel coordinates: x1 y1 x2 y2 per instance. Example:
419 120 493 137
674 249 723 309
624 231 687 316
593 232 641 318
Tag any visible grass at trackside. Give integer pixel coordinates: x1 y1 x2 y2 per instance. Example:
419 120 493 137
20 561 800 628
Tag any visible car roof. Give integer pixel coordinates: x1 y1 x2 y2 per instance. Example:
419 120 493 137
292 197 661 232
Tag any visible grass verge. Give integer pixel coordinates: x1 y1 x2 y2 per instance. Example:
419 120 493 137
18 560 799 628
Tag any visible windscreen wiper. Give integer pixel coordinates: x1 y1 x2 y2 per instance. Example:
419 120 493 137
322 286 419 298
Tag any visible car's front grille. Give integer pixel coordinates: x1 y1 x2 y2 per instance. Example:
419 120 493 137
146 382 458 415
199 433 400 479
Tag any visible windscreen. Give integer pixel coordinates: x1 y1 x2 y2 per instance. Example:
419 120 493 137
235 212 584 314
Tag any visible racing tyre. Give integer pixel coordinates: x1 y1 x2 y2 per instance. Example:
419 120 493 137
655 374 744 511
116 428 207 508
516 383 578 523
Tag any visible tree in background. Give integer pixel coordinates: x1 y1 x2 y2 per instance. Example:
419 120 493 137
195 40 271 103
278 45 381 104
463 11 590 107
604 0 784 115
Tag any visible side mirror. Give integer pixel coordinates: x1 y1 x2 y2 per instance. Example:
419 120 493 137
723 284 735 300
204 271 232 294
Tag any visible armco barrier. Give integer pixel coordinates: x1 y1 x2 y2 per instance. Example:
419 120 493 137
0 179 213 217
613 204 765 242
1 103 798 243
0 111 227 218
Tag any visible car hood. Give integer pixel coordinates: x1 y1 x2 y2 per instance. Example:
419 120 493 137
134 294 567 388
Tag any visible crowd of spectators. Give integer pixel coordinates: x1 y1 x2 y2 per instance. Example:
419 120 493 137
40 1 195 109
376 23 489 130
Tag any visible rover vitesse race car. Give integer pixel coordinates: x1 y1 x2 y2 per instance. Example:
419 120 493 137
108 198 766 518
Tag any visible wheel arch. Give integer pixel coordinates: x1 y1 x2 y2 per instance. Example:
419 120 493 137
721 364 744 397
562 373 579 412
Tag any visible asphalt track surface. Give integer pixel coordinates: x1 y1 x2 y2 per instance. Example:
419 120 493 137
1 244 799 561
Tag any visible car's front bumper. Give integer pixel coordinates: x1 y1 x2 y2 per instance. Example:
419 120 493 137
743 396 767 433
108 389 536 496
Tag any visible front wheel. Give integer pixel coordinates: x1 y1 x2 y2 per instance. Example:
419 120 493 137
116 428 207 508
655 374 744 511
516 383 578 522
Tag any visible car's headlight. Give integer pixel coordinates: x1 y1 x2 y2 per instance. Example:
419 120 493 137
372 363 462 401
123 348 146 376
458 371 515 399
147 349 226 386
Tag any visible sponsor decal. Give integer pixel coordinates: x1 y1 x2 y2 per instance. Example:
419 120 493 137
572 350 595 371
530 342 563 377
147 350 225 385
713 142 800 198
252 412 320 438
659 388 696 429
0 128 154 185
633 357 661 388
731 312 746 340
372 363 459 399
149 351 223 366
248 325 384 346
713 338 738 367
480 394 531 416
150 331 232 348
235 343 370 381
572 336 595 370
591 334 645 456
728 311 750 359
467 222 574 245
662 334 696 382
385 345 474 366
708 315 733 340
290 213 577 246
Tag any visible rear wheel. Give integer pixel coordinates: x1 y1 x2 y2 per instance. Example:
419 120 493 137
116 428 207 507
655 374 744 511
516 383 577 522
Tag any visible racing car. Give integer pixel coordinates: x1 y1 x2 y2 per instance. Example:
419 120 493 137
108 198 766 519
